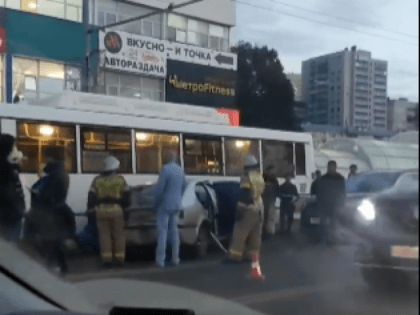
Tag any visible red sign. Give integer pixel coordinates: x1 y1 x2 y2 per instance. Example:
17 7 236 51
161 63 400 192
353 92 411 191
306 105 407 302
217 109 240 126
0 27 6 54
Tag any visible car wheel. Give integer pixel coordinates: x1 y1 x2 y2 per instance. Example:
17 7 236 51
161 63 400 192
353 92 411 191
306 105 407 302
196 224 210 259
361 268 411 291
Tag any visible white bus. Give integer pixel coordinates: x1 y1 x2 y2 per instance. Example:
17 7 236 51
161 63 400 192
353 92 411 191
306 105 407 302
0 92 315 219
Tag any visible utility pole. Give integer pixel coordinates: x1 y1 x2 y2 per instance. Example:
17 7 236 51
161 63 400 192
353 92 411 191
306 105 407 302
81 0 202 93
81 0 90 92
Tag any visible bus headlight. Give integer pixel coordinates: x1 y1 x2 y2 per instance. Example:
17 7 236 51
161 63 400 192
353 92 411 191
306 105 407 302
357 199 376 221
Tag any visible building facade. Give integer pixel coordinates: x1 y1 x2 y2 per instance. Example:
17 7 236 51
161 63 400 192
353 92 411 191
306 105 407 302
387 97 419 132
1 0 238 111
302 46 388 131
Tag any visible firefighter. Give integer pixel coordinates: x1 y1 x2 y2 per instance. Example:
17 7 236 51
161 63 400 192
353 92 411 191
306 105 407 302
222 155 265 280
88 156 130 267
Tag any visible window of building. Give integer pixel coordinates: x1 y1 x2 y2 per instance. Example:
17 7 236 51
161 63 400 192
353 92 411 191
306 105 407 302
98 71 164 101
16 121 76 173
168 13 229 52
183 136 222 175
81 127 132 173
13 57 80 102
95 0 161 38
4 0 83 22
225 138 259 176
262 140 294 178
136 131 180 173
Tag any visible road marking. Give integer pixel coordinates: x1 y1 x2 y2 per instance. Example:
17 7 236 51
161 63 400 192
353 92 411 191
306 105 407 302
231 281 364 306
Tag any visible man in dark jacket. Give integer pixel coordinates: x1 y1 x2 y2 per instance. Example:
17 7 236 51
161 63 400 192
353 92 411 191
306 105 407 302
315 160 346 245
0 134 25 242
310 170 322 195
278 174 299 235
25 146 73 273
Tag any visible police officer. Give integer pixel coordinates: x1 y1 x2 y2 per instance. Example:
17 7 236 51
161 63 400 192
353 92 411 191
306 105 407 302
222 155 265 280
88 156 130 267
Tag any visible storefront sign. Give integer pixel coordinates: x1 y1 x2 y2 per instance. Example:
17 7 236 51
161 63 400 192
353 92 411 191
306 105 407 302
0 27 5 54
166 60 237 109
165 41 237 71
168 75 235 97
99 30 237 76
217 109 240 126
100 31 166 77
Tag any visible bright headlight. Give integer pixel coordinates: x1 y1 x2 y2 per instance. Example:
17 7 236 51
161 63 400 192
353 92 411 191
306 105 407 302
357 199 376 221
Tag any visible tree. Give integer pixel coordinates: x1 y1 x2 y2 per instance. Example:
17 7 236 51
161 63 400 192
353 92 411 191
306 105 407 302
232 42 298 131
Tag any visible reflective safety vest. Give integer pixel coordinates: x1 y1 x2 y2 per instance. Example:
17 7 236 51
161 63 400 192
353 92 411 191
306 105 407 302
89 174 129 218
240 170 265 211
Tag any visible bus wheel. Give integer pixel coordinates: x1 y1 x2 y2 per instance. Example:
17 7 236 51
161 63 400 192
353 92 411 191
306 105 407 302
196 224 210 259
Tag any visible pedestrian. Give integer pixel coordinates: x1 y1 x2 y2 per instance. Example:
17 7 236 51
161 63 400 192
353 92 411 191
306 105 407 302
310 170 322 195
88 155 130 268
262 165 279 240
278 173 299 235
25 146 74 274
0 134 25 242
348 164 357 179
222 155 266 280
154 149 186 268
315 160 346 246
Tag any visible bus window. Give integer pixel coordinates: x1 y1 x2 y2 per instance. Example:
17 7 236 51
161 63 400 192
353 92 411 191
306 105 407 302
262 140 293 178
183 136 222 175
225 138 259 176
295 143 306 176
82 127 132 173
136 131 180 173
16 122 76 173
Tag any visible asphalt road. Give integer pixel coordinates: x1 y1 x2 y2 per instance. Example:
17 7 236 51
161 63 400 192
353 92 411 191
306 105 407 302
65 224 419 315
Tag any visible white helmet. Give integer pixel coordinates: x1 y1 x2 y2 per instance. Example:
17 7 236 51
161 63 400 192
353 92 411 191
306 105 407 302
104 156 120 172
244 155 259 168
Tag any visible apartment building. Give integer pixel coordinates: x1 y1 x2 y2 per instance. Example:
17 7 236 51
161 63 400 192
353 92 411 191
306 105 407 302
302 46 388 131
387 97 419 132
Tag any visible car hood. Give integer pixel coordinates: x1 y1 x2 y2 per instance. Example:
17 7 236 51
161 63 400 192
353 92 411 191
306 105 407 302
0 239 264 315
0 238 99 314
75 279 266 315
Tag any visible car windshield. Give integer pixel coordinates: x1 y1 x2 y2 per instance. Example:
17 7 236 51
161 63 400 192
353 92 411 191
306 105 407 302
346 172 402 193
394 172 419 192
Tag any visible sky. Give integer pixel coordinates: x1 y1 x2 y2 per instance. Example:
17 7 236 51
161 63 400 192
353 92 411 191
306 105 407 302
233 0 419 102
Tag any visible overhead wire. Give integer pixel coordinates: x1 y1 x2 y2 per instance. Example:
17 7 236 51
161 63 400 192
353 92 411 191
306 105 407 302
235 0 418 46
261 0 417 39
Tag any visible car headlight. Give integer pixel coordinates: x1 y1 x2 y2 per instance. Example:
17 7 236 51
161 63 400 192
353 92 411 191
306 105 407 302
357 199 376 221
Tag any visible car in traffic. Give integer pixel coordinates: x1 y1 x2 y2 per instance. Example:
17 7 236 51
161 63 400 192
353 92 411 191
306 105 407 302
353 171 419 289
300 169 417 239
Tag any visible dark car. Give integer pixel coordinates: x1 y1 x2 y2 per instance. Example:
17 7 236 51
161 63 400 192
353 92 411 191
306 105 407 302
353 171 418 289
300 169 416 239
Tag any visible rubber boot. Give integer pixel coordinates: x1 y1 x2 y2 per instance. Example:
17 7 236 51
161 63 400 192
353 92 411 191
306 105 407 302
248 255 265 280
